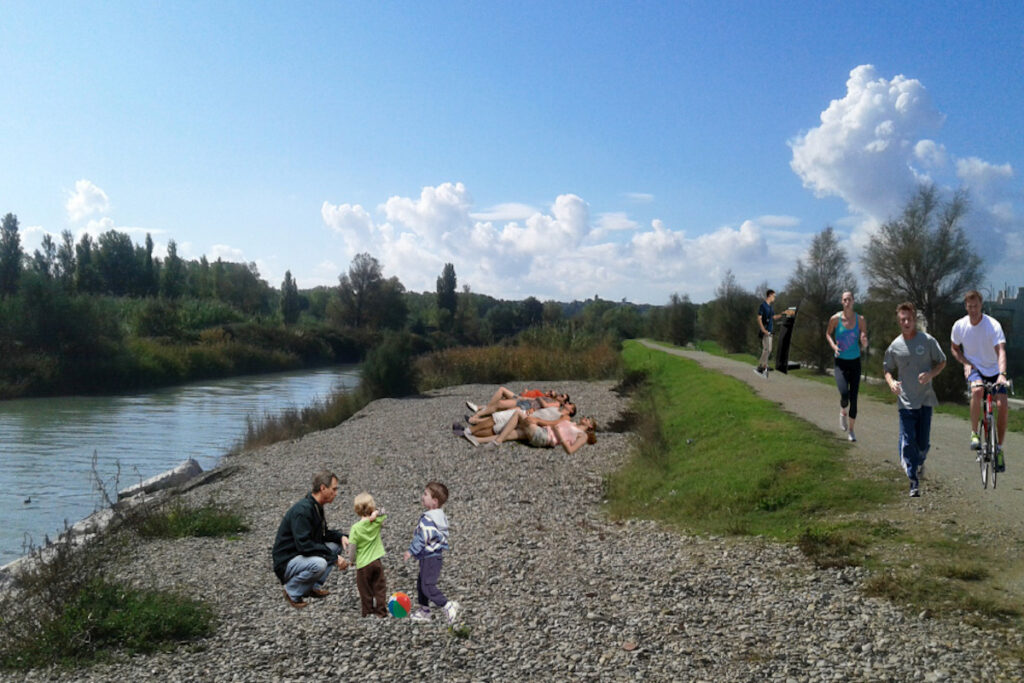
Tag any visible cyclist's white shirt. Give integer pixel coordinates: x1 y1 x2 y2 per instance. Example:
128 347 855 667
950 314 1006 377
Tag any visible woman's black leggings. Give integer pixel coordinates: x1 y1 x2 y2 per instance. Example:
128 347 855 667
834 356 861 419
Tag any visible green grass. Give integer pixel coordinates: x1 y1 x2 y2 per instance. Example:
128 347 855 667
135 499 249 539
608 341 888 540
611 340 1023 625
0 577 214 670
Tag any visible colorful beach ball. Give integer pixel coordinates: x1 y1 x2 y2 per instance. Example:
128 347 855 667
387 591 412 618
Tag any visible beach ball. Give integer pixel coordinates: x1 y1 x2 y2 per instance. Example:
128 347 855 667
387 591 412 618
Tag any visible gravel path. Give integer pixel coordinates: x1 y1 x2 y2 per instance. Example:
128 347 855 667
10 375 1024 682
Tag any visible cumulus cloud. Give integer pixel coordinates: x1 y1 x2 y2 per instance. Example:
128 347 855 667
66 179 110 222
791 65 1023 287
790 65 944 221
321 183 796 303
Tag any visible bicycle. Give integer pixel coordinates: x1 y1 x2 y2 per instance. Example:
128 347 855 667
976 380 1012 489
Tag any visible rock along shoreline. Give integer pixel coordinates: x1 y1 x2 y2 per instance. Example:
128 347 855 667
8 381 1022 682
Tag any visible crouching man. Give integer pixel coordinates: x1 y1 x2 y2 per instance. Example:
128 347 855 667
272 470 349 608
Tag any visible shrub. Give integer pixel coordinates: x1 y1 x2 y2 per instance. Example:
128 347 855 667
362 332 418 399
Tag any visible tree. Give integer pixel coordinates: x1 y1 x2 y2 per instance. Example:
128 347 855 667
785 227 857 373
96 230 140 296
435 263 457 330
521 296 544 328
666 293 697 346
707 270 757 353
32 233 57 280
0 213 22 298
334 253 407 329
74 233 102 294
280 270 301 325
56 230 76 291
863 184 982 334
161 239 186 299
140 233 158 296
335 253 382 327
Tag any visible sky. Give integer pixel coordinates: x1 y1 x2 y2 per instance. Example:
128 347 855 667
2 1 1022 305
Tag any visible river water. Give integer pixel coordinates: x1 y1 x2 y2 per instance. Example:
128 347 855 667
0 365 360 566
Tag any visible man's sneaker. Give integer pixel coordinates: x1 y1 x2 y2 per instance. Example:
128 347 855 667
840 411 848 432
970 432 981 451
463 432 480 446
466 400 479 412
847 431 856 442
443 600 460 624
909 484 920 497
753 367 763 378
996 445 1006 473
409 608 432 623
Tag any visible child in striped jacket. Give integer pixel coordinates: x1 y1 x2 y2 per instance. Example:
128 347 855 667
403 481 459 624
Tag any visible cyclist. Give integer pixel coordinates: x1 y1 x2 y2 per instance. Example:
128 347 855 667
825 290 868 442
950 290 1009 472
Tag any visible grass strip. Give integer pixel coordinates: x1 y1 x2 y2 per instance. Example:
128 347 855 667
610 340 1022 626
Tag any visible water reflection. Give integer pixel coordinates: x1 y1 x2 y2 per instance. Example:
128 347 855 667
0 366 359 565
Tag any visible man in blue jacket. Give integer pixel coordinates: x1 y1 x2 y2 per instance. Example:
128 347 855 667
272 470 349 608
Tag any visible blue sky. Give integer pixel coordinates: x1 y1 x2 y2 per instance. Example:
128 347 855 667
2 1 1022 304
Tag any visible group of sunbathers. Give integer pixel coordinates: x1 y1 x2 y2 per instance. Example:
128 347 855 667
452 386 597 454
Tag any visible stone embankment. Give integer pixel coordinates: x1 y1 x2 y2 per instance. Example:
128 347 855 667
10 381 1023 682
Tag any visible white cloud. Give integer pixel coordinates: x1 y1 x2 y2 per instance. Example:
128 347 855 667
66 179 110 223
791 65 1023 289
210 244 246 262
321 183 799 303
470 203 538 222
623 192 654 203
789 64 944 220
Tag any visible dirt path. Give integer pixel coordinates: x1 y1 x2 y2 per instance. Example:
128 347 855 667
638 340 1024 595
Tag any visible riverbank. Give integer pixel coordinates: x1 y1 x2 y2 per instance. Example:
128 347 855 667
9 380 1022 681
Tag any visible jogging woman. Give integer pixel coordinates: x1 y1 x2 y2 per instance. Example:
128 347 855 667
826 291 868 442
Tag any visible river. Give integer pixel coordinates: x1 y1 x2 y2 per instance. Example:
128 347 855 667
0 365 360 566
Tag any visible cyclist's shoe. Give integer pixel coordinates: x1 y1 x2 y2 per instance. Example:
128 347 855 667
996 445 1006 473
847 430 856 442
970 432 981 451
840 411 848 432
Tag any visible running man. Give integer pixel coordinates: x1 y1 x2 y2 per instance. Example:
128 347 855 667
950 290 1010 472
755 289 791 378
826 291 868 442
883 302 946 498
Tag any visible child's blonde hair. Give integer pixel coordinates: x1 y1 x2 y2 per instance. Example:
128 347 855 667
353 492 375 517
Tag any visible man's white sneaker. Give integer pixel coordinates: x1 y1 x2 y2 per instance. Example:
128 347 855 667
840 411 848 432
463 432 480 446
443 600 460 624
847 431 856 442
466 401 479 412
409 608 431 623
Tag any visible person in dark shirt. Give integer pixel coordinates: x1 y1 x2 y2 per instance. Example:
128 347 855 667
272 470 349 608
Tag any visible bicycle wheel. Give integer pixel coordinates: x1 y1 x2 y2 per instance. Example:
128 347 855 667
980 442 990 489
988 412 998 490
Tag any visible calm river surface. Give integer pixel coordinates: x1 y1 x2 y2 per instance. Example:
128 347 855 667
0 365 360 566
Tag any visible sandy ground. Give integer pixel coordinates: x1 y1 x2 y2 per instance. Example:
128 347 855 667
638 340 1024 595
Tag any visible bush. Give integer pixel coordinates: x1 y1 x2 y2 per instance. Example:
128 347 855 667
362 332 418 399
135 499 249 539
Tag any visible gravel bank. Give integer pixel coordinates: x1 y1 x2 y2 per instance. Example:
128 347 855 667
11 381 1023 682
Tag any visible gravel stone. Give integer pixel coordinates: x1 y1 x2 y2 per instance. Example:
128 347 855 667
8 381 1023 682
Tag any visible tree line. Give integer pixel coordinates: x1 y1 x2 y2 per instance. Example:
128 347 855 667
0 183 1006 401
